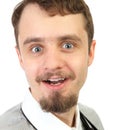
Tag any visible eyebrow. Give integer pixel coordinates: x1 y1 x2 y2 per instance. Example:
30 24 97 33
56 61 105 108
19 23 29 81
58 34 82 43
23 34 82 45
23 37 43 45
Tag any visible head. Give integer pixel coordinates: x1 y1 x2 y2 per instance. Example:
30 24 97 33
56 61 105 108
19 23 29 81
12 0 96 113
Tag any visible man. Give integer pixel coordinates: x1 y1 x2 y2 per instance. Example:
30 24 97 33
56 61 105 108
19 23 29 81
0 0 104 129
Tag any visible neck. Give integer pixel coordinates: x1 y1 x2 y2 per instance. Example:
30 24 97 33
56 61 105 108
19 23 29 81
53 106 77 127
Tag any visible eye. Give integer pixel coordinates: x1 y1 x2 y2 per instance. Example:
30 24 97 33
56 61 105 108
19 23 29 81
32 46 42 53
62 42 74 49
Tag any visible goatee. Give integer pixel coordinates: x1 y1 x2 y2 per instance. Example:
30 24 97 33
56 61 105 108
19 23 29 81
39 91 78 113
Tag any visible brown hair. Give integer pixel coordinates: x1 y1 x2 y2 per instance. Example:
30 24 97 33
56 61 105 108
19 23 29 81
12 0 94 48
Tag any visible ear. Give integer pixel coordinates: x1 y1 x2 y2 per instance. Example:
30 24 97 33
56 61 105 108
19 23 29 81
15 46 24 70
88 40 96 66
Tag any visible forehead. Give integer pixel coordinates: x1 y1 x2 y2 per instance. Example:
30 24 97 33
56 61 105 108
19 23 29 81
18 3 88 43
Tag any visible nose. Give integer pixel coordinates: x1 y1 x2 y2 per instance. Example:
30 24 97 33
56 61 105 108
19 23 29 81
43 49 65 71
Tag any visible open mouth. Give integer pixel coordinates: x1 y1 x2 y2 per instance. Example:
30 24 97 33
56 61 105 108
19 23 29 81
43 78 66 86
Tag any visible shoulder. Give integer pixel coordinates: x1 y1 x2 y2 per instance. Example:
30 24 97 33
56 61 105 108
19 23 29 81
78 103 104 130
0 103 34 130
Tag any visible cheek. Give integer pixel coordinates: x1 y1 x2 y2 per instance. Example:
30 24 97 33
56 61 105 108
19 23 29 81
22 61 39 83
69 55 88 87
70 54 88 73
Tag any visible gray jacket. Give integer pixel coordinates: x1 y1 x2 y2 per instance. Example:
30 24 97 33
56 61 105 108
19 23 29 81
0 103 104 130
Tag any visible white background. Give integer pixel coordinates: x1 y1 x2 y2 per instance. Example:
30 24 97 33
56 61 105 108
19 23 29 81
0 1 115 129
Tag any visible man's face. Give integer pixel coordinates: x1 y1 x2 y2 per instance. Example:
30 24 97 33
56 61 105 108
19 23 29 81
17 3 95 113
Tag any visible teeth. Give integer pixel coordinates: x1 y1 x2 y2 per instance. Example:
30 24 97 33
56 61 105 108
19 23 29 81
43 78 65 85
47 78 65 82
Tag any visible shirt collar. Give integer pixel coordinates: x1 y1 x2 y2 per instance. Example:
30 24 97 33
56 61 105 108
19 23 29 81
22 89 82 130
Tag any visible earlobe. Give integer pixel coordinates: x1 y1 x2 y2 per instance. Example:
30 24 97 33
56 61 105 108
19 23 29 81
88 40 96 66
15 46 24 69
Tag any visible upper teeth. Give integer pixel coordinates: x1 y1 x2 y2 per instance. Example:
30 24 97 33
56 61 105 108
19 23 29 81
47 78 65 82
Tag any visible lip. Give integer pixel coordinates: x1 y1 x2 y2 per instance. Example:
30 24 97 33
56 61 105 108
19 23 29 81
42 78 69 90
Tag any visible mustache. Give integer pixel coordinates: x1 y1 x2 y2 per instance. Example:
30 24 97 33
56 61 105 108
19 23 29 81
35 71 75 83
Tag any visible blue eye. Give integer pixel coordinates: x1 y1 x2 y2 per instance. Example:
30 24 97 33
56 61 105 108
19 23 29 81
32 46 42 53
63 42 73 49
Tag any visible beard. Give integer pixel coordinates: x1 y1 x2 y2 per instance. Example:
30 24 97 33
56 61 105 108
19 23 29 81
39 91 78 113
36 70 77 113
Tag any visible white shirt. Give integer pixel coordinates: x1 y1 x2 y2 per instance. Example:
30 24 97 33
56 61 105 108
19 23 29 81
22 89 83 130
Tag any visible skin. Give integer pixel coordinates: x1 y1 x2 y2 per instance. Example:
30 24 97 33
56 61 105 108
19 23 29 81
16 3 96 127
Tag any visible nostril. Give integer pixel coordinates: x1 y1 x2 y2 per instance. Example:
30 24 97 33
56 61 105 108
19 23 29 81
43 60 64 70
